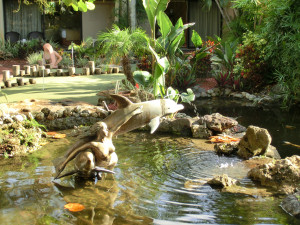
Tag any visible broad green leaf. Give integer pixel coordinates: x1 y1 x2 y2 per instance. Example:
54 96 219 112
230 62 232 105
78 0 87 12
149 45 170 74
157 11 172 39
166 87 179 101
133 71 153 87
181 88 195 103
196 52 208 61
143 0 170 34
153 64 164 96
174 17 183 30
63 0 73 6
169 32 184 56
86 2 95 10
71 3 79 11
191 30 203 47
168 22 194 43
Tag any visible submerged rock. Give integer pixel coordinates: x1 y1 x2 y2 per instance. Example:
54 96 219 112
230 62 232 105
207 174 238 188
237 125 274 159
248 155 300 194
214 142 238 156
281 191 300 218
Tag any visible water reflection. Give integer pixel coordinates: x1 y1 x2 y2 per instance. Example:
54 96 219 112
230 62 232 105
0 132 298 224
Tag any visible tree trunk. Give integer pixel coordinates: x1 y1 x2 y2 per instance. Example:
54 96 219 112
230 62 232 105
122 55 135 86
129 0 136 30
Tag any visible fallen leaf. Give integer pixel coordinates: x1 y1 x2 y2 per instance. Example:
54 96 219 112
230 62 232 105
209 136 240 143
52 133 66 139
64 203 85 212
46 132 66 139
285 125 296 129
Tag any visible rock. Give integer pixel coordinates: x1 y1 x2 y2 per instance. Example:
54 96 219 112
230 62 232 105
170 118 193 136
199 113 238 133
265 145 281 159
237 125 272 159
47 111 57 120
214 142 238 156
26 112 34 120
248 155 300 194
224 88 232 96
41 108 51 117
72 106 82 113
3 116 13 124
281 191 300 218
191 123 212 138
230 124 247 134
12 114 25 123
63 108 72 117
207 174 238 188
34 112 45 121
56 109 64 118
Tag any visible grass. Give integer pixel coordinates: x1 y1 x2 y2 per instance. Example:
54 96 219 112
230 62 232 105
0 73 125 105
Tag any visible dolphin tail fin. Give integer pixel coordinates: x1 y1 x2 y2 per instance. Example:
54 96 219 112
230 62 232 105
110 94 133 108
55 170 78 179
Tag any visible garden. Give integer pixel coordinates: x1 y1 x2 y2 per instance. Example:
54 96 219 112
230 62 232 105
0 0 300 224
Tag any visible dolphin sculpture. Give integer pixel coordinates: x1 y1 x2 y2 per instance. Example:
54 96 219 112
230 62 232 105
54 94 184 180
109 94 184 135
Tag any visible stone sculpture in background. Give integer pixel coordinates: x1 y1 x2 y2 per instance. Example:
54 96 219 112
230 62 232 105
54 94 184 180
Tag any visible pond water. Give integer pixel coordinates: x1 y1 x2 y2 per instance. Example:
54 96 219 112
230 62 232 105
189 98 300 158
0 130 299 224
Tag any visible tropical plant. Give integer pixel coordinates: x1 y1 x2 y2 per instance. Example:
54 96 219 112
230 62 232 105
75 57 89 67
26 51 43 65
189 30 216 78
0 40 15 59
233 31 270 91
211 37 240 90
171 57 196 91
15 0 96 12
69 37 97 61
262 0 300 107
97 24 149 86
60 53 73 68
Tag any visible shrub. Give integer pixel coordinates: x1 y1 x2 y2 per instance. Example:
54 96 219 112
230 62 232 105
262 0 300 106
233 31 271 91
26 51 43 65
60 53 73 68
172 58 196 91
190 39 216 78
75 57 89 67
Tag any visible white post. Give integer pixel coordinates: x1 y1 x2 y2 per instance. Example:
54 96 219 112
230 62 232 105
72 46 74 67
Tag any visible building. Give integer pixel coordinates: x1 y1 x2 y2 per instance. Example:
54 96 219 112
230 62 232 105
0 0 221 47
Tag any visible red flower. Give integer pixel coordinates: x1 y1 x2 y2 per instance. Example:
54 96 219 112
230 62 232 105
135 83 139 89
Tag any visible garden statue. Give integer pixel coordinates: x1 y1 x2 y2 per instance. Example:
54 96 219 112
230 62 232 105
54 94 184 180
42 43 62 68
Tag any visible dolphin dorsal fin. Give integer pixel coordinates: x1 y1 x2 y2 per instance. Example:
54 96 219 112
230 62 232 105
110 94 133 108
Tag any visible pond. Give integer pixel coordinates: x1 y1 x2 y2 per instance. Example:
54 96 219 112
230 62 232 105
189 98 300 158
0 129 299 224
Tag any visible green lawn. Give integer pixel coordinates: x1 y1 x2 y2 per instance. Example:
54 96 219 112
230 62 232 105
0 73 125 105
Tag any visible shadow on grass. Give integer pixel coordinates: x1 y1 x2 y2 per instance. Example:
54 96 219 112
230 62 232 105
0 74 125 105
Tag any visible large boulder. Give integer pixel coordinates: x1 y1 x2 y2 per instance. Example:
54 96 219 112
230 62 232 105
237 125 273 159
198 113 238 133
248 155 300 194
